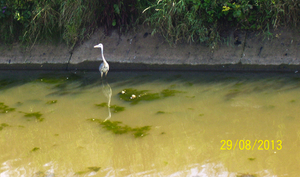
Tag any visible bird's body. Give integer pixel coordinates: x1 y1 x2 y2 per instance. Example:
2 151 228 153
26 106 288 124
94 43 109 77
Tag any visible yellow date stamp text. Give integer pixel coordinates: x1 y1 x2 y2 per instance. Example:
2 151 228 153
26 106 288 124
220 140 282 150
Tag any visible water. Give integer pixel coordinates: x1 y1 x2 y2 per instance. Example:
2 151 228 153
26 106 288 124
0 71 300 177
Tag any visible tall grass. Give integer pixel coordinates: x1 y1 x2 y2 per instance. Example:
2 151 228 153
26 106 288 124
143 0 300 46
0 0 299 48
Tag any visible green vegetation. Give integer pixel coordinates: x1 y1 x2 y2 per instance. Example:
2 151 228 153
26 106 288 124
156 111 165 114
0 123 10 131
75 166 101 175
119 88 182 104
95 103 125 113
19 111 44 122
31 147 40 152
0 102 15 113
46 100 57 104
1 0 299 47
87 118 151 138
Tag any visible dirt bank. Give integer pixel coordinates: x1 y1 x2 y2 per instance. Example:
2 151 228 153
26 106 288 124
0 26 300 72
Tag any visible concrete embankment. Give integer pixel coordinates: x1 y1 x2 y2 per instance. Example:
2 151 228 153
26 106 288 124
1 27 300 72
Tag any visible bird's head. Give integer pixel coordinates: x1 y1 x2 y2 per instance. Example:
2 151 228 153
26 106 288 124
94 43 103 49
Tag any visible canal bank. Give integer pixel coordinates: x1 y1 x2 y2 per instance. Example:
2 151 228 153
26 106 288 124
1 26 300 72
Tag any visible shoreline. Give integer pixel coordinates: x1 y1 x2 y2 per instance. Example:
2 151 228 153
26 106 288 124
1 27 299 72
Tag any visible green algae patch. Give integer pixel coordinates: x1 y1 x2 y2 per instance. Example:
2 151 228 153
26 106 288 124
95 103 107 107
46 100 57 104
161 89 183 97
87 166 101 172
132 126 151 138
19 111 45 122
31 147 40 152
101 120 132 135
38 72 82 84
119 88 160 105
119 88 182 105
0 102 15 113
87 118 151 138
95 103 125 113
0 79 15 89
0 123 10 131
75 166 101 175
156 111 171 114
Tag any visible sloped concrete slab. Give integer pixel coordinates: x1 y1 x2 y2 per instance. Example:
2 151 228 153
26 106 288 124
70 26 244 71
212 30 246 65
241 28 300 65
0 43 70 69
70 27 223 70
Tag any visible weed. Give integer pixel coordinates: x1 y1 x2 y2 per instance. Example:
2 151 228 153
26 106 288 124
19 111 44 122
0 102 15 113
87 118 151 138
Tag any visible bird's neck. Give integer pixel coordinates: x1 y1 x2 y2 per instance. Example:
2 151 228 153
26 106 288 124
101 48 107 63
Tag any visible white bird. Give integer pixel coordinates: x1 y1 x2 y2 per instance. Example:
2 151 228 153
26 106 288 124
94 43 109 77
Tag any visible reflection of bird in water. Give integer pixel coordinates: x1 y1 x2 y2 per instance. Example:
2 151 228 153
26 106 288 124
94 43 109 78
102 80 112 122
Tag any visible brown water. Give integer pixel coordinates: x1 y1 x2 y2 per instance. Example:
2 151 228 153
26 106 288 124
0 71 300 177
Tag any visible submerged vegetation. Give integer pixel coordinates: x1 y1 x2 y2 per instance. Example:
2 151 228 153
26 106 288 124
95 102 125 113
0 123 10 131
1 0 299 47
119 88 182 104
19 111 44 122
87 118 151 138
0 102 15 113
46 100 57 104
75 166 101 175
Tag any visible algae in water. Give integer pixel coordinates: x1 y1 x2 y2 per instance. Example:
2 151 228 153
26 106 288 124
95 103 125 113
75 166 101 175
19 111 45 122
46 100 57 104
119 88 182 105
0 102 15 113
87 118 151 138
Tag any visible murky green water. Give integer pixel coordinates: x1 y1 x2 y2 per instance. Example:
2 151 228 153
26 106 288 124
0 71 300 177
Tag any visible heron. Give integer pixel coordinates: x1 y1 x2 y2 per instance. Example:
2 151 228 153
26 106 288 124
94 43 109 77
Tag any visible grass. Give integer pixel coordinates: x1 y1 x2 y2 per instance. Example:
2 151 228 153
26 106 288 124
0 0 299 47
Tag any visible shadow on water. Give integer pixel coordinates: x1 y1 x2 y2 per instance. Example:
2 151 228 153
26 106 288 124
1 71 300 98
